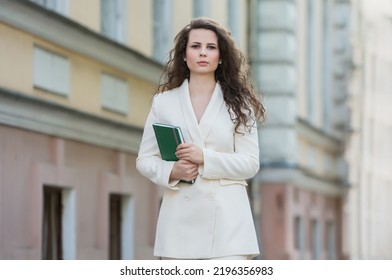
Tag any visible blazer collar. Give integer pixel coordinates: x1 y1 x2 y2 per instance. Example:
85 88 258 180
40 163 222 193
178 79 225 148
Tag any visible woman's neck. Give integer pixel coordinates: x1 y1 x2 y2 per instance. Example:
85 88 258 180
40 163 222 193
188 75 216 97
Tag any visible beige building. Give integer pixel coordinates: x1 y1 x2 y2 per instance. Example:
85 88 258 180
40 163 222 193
0 0 161 260
0 0 250 259
344 0 392 259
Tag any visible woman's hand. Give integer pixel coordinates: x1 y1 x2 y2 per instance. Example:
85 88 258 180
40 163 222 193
175 143 204 164
170 159 199 182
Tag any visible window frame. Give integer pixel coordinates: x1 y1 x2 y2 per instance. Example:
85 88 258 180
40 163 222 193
152 0 173 62
33 46 70 97
100 72 129 115
101 0 128 44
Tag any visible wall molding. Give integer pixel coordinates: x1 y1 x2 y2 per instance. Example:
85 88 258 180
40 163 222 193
0 87 143 154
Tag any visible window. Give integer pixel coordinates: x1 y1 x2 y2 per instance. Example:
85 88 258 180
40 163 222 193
327 221 337 259
101 73 129 115
153 0 173 62
322 0 331 130
42 186 75 260
323 154 333 176
228 0 242 45
33 47 70 97
311 219 321 259
193 0 209 17
306 146 316 170
42 186 62 259
30 0 68 16
101 0 127 43
109 194 122 259
109 194 134 259
294 216 305 258
371 55 377 92
306 0 315 122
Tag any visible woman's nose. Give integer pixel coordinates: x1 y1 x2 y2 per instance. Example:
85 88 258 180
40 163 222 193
199 48 207 56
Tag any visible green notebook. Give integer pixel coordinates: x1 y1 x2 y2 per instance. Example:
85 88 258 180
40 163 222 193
152 123 194 184
152 123 184 161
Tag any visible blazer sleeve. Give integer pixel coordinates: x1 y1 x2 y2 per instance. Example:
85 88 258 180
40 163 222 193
136 95 180 189
200 120 260 181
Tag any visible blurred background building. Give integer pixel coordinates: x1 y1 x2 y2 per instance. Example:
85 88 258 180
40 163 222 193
344 0 392 259
0 0 390 260
251 0 351 260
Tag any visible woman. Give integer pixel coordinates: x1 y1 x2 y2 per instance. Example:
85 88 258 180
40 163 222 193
136 17 265 260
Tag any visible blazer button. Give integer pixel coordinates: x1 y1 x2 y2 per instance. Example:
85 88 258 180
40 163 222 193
208 194 215 201
184 195 190 201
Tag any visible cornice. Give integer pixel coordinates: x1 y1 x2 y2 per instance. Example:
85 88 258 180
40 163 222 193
256 165 347 196
0 86 143 154
297 117 343 153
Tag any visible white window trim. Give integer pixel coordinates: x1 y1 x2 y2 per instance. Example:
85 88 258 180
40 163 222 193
121 195 135 260
62 188 76 259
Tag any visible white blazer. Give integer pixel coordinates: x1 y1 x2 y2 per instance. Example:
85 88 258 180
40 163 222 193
136 79 260 259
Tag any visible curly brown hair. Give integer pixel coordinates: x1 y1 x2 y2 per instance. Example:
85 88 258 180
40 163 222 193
157 17 265 133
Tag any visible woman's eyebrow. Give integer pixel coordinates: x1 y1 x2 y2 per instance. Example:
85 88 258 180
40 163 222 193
189 42 217 46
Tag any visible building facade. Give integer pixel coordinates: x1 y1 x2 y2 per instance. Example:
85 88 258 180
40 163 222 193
250 0 351 259
343 0 392 259
3 0 384 261
0 0 250 259
0 0 162 260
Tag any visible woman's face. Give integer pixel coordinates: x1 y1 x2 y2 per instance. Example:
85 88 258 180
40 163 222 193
185 28 220 78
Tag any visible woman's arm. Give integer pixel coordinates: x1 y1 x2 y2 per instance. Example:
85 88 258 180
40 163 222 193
136 96 198 188
136 96 177 187
176 122 260 181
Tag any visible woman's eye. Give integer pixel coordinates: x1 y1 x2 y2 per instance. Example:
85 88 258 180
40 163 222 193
207 46 216 50
191 45 200 49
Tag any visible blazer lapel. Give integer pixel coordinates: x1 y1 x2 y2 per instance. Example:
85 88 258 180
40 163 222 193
198 82 225 140
178 80 205 148
178 80 225 148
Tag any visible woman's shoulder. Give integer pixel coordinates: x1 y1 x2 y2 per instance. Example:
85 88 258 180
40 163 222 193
154 83 185 100
151 88 181 110
154 80 187 103
157 87 179 96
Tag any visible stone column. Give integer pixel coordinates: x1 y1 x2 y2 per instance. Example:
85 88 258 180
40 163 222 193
251 0 298 173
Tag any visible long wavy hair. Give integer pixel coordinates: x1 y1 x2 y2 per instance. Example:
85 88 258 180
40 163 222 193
157 17 265 133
